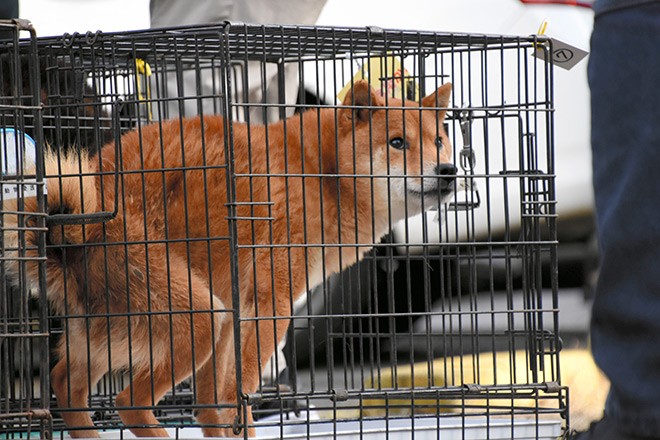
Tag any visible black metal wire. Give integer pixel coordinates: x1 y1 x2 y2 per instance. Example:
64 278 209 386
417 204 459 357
0 19 51 440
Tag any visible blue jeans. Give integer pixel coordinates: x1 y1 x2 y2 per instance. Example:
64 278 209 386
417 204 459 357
588 2 660 437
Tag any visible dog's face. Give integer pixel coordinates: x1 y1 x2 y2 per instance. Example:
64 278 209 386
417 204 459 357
338 80 455 221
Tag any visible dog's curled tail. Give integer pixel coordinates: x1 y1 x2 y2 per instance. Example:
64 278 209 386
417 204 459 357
44 150 99 245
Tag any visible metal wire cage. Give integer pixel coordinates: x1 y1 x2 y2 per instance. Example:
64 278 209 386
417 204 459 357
1 22 566 439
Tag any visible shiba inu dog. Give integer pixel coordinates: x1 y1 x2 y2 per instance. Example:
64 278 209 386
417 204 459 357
2 80 455 437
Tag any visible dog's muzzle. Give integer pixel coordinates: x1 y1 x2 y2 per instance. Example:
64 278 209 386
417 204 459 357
435 163 457 193
408 163 458 202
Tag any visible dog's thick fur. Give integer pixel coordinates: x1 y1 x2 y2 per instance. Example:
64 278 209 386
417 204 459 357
2 80 454 437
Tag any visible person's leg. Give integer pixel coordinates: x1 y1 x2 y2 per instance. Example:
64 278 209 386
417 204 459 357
0 0 18 40
588 3 660 438
0 0 18 19
149 0 233 28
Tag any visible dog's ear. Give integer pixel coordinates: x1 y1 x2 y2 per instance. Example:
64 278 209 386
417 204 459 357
421 82 452 119
341 80 383 122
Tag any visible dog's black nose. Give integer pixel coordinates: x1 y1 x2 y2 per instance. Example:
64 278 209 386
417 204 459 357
435 163 457 187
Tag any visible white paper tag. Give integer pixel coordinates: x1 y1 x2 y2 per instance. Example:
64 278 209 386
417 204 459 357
1 128 43 200
534 37 588 71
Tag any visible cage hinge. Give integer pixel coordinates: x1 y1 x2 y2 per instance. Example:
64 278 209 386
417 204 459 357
29 409 52 420
463 384 485 394
543 381 562 393
245 393 263 406
331 389 349 402
366 26 384 35
232 414 243 435
0 409 52 420
4 18 35 32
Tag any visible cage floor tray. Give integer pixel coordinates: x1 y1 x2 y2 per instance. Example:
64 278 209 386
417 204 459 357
66 414 561 440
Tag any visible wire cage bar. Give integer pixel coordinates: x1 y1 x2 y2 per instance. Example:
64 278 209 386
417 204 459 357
0 19 51 440
0 22 565 439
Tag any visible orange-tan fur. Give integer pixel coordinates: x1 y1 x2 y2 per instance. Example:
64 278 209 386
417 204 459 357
2 80 454 437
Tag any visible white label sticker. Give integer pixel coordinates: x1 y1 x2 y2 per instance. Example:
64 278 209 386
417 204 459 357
534 37 589 71
2 182 39 200
1 128 43 200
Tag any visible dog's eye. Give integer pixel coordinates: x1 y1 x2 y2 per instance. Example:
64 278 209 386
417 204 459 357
389 137 408 150
435 136 444 149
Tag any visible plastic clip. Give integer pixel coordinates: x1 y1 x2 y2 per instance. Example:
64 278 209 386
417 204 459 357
533 19 549 49
135 58 153 122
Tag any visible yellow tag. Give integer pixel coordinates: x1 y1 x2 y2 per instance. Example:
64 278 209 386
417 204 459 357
337 54 419 102
135 58 153 121
537 19 548 37
135 58 152 76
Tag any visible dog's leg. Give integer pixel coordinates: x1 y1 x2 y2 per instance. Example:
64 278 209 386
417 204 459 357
51 359 104 438
196 249 295 438
115 256 224 437
195 318 237 437
210 319 259 439
50 331 107 439
114 308 222 437
203 308 291 438
243 314 292 437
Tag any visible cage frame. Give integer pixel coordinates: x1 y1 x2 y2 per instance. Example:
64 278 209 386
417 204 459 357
0 21 566 439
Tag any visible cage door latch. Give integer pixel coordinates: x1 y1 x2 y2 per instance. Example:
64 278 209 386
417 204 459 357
448 107 480 211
